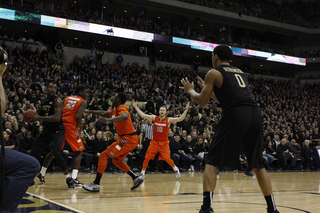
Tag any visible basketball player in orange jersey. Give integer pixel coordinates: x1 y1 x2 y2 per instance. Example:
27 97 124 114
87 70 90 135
132 100 190 179
82 93 144 192
62 85 88 186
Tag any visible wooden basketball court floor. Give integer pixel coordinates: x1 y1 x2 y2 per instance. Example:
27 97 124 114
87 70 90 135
17 171 320 213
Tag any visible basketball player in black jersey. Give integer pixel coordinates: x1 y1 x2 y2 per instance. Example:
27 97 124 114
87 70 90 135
181 45 279 213
29 82 74 189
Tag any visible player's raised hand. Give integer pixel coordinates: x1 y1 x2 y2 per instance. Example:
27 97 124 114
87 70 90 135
197 76 205 88
131 99 137 108
180 77 194 93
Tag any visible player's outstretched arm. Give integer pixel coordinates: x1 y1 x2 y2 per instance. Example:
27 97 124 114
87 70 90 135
168 101 190 124
85 109 112 117
105 112 128 123
180 70 216 107
196 76 220 104
29 98 64 123
132 99 155 121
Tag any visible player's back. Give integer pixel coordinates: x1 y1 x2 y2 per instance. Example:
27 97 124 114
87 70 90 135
214 65 256 112
109 105 136 136
62 95 84 126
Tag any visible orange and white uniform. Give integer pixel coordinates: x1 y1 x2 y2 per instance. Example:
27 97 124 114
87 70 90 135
97 105 139 174
144 116 172 161
62 95 85 152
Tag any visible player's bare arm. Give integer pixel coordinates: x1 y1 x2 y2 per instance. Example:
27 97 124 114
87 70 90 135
105 112 128 123
168 101 190 125
85 109 112 117
29 98 63 123
196 76 220 103
0 47 8 116
76 101 87 132
180 69 219 107
132 99 155 121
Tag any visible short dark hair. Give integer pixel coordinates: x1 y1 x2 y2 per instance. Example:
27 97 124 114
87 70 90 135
75 85 87 95
213 45 233 62
117 92 127 104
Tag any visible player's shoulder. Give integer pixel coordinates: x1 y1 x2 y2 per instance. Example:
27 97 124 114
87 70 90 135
118 104 129 111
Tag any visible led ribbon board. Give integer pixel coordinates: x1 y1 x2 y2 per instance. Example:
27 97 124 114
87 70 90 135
173 37 306 66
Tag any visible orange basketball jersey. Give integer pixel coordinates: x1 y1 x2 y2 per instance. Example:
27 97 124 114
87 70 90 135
62 95 85 126
108 105 136 136
153 116 169 141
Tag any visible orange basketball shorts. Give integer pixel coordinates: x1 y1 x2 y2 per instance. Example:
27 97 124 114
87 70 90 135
63 122 85 152
104 134 139 160
144 139 170 161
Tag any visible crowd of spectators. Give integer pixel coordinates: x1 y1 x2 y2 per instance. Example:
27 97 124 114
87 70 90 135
180 0 318 28
298 48 320 58
284 0 320 28
1 38 320 172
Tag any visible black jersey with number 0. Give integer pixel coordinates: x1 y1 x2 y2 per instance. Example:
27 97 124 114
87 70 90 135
39 96 62 128
214 65 256 112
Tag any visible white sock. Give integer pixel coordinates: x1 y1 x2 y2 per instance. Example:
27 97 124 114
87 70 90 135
141 169 146 175
72 169 78 179
173 165 178 172
40 166 47 176
66 174 70 178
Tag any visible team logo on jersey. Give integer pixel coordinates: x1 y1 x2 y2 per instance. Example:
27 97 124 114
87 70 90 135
119 139 127 147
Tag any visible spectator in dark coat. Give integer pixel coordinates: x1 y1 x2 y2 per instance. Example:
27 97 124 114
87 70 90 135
19 131 35 154
301 140 319 170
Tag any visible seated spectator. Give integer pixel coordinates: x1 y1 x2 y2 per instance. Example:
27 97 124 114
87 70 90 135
3 130 15 150
182 135 203 171
15 125 27 149
169 133 191 171
262 149 274 170
288 139 304 170
90 131 107 169
19 130 35 154
301 140 319 171
276 138 296 170
126 146 143 172
79 131 93 172
4 120 17 141
194 137 209 164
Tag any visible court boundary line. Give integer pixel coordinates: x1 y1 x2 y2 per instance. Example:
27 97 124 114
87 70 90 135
26 192 85 213
163 200 311 212
49 189 320 201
